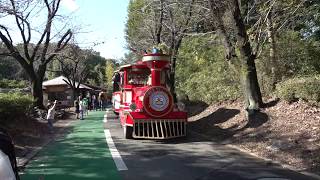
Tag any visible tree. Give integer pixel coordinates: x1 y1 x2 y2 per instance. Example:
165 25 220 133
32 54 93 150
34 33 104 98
84 53 109 88
49 45 109 94
105 61 115 93
162 0 198 101
241 0 312 89
176 34 240 104
206 0 263 112
0 0 72 108
125 0 320 111
126 0 199 101
56 44 91 101
0 43 28 79
121 51 142 64
126 0 152 51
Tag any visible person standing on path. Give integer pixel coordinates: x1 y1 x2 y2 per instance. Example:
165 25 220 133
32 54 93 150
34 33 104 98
98 92 103 111
82 96 89 116
92 94 97 111
79 97 84 120
74 100 80 119
46 100 57 133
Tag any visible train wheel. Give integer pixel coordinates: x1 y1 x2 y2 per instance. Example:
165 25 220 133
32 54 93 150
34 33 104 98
123 125 133 139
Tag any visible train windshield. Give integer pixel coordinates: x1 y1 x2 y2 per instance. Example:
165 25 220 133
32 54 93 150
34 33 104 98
128 68 151 85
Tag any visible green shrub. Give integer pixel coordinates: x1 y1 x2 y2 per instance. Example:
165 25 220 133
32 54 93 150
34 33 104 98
0 79 28 89
0 93 34 122
256 31 320 96
276 76 320 104
176 35 241 104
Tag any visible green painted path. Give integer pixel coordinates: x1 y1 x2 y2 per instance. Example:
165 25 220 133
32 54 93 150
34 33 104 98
21 111 121 180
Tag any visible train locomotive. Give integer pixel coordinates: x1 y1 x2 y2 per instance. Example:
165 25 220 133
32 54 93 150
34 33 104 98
112 50 187 139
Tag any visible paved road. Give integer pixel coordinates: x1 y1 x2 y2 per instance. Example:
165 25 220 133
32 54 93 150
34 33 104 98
21 109 319 180
104 109 318 180
21 111 120 180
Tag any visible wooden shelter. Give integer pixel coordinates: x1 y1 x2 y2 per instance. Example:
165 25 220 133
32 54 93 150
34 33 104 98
42 76 92 107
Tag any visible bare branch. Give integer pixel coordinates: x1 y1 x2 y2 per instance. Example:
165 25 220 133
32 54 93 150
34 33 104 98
46 29 72 64
276 1 305 31
0 25 13 43
182 30 216 36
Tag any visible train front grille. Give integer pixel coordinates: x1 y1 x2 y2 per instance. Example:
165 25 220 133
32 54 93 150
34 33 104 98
133 119 187 139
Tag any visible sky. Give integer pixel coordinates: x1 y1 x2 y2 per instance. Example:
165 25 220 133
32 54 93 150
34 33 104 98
60 0 130 59
0 0 130 60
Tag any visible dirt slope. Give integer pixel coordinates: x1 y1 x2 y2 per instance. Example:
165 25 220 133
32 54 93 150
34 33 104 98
188 99 320 174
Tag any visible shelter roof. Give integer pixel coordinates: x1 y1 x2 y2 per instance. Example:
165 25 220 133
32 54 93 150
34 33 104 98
43 76 92 90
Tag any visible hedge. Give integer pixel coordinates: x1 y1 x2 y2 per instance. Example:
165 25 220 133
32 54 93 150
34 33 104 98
0 79 28 89
276 76 320 105
0 93 34 122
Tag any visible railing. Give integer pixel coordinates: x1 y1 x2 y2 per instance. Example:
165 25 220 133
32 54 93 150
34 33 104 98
133 119 186 139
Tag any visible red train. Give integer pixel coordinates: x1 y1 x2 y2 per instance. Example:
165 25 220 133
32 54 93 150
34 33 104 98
111 50 187 139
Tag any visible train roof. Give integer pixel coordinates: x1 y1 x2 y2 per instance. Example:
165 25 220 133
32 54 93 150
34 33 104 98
119 60 148 71
117 49 171 72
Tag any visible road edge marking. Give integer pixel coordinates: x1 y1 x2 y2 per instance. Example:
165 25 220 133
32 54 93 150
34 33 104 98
103 112 108 123
104 129 128 171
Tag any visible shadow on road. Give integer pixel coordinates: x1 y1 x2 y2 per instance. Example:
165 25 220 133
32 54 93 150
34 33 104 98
241 111 269 129
179 104 319 175
185 100 209 117
186 107 270 142
262 98 280 108
187 108 240 141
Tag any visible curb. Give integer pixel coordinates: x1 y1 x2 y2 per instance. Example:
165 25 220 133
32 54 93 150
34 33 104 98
17 138 51 168
189 130 320 180
17 119 76 168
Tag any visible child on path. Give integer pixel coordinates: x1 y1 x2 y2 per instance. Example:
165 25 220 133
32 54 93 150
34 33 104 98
46 100 57 133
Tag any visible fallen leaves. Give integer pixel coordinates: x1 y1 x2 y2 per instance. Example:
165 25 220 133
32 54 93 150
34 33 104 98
188 98 320 173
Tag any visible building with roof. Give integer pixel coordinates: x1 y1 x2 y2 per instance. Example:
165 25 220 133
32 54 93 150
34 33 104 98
42 76 93 107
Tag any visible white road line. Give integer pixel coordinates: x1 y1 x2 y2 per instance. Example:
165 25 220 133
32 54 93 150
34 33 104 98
104 129 128 171
103 113 108 123
103 109 110 123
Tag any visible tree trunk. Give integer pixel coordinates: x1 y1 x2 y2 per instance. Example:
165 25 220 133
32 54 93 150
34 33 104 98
240 55 261 111
169 39 182 103
31 78 44 109
231 0 263 110
266 11 278 90
170 55 177 103
72 88 79 103
155 0 164 45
